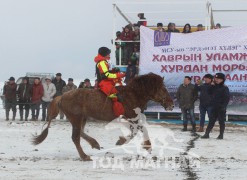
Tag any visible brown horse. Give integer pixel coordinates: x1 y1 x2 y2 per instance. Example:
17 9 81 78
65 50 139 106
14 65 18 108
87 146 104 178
32 73 174 161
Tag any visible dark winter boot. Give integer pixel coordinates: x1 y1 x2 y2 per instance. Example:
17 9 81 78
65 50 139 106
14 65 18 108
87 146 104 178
217 124 225 140
20 110 23 121
217 134 223 139
201 130 210 139
182 124 187 131
6 111 9 121
25 110 29 121
192 124 196 133
12 111 16 120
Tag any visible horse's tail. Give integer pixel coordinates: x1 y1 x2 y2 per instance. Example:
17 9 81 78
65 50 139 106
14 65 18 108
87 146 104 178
32 96 62 145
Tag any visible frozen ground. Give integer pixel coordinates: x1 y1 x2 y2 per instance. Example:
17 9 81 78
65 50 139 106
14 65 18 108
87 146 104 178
0 115 247 180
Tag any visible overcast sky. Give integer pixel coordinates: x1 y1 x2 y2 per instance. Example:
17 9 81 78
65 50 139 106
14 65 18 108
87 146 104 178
0 0 246 82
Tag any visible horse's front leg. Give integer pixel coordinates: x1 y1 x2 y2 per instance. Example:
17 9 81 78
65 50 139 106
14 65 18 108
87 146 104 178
116 124 137 145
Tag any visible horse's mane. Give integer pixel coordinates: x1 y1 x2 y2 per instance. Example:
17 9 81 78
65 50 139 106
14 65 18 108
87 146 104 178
127 73 163 96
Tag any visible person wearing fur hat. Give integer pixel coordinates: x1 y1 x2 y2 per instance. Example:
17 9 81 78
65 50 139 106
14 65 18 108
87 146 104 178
41 76 56 121
195 74 214 132
201 73 230 139
17 77 32 121
3 77 17 120
94 47 125 117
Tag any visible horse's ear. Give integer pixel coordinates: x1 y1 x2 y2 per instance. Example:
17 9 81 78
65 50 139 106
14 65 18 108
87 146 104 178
162 76 165 81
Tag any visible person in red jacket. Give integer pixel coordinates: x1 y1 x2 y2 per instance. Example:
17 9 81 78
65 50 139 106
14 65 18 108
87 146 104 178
120 26 134 65
95 47 125 117
31 77 44 120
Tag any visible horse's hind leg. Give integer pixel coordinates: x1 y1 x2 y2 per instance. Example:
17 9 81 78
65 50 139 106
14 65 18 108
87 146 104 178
71 118 91 161
80 118 100 150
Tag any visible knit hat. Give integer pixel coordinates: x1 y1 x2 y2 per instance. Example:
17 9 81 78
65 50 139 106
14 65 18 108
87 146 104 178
215 73 225 80
56 73 62 76
9 77 15 81
68 78 73 81
204 74 213 80
98 47 111 57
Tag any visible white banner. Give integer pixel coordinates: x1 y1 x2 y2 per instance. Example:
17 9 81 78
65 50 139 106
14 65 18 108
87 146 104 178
140 26 247 115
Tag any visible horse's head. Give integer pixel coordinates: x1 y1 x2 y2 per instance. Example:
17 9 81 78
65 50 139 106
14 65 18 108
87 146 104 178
128 73 174 111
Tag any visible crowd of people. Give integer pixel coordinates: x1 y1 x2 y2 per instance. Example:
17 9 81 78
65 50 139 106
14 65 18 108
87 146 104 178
114 13 222 84
2 73 96 121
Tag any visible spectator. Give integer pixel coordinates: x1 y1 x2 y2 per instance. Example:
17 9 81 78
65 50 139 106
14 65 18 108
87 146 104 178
84 78 93 89
215 23 221 29
182 23 192 33
62 78 77 94
173 23 180 33
157 23 165 32
136 13 147 27
195 74 214 132
133 26 140 41
78 82 85 88
3 77 17 120
196 24 203 31
52 73 66 97
94 79 99 89
17 77 32 121
124 60 137 85
176 76 198 132
201 73 230 139
130 44 140 65
52 72 66 119
120 25 134 65
41 77 56 121
167 22 180 33
31 77 44 121
115 31 124 65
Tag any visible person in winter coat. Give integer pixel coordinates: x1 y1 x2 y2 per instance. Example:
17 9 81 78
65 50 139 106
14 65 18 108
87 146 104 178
52 73 66 119
195 74 214 132
136 13 147 27
41 77 56 121
201 73 230 140
62 78 77 94
120 25 134 65
176 76 198 132
3 77 17 120
17 77 32 121
31 77 44 120
124 60 137 85
95 47 125 116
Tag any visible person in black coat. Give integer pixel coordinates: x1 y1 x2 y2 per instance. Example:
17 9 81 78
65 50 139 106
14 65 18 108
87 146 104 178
52 73 66 119
195 74 214 132
17 77 32 121
201 73 230 139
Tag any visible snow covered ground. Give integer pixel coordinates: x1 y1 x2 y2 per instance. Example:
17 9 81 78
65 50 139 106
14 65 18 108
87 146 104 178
0 114 247 180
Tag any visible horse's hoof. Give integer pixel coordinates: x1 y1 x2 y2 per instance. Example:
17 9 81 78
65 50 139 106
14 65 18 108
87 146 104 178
82 155 92 161
116 136 126 145
92 143 101 150
142 140 152 152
